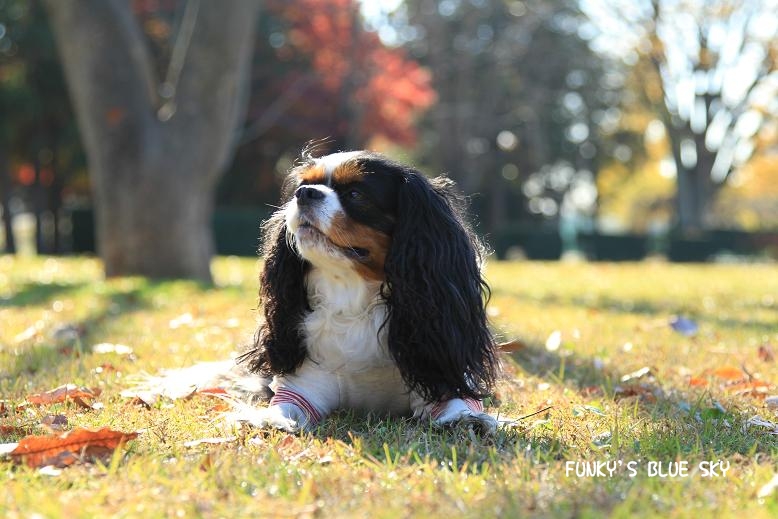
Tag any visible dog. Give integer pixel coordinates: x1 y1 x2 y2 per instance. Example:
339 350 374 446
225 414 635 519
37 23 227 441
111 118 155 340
233 149 500 433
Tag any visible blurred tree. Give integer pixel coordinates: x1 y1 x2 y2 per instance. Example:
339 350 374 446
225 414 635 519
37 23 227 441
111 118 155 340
44 0 259 281
0 0 81 254
583 0 778 233
394 0 615 233
218 0 435 208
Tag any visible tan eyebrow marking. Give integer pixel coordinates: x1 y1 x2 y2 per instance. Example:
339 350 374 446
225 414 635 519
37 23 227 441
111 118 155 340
298 160 364 185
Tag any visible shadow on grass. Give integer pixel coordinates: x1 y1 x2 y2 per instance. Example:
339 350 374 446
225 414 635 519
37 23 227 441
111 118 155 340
4 279 216 381
498 290 778 337
507 340 778 460
0 281 89 308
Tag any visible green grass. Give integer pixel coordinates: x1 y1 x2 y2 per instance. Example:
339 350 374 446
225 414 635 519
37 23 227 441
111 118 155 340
2 256 778 518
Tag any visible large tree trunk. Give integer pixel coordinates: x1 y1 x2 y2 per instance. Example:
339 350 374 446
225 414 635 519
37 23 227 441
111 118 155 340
44 0 259 282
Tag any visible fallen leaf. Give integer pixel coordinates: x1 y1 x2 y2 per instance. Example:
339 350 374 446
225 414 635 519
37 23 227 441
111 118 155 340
27 384 102 409
40 415 68 432
9 427 139 468
711 366 746 381
498 339 526 353
1 424 33 436
758 345 775 363
725 379 772 397
169 313 194 329
614 384 657 402
92 343 134 355
746 416 778 434
182 436 237 448
758 474 778 499
580 386 602 397
545 330 562 352
38 465 63 477
620 367 652 383
670 316 699 336
197 387 228 396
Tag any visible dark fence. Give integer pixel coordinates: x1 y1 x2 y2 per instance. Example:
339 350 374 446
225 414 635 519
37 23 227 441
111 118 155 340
491 228 778 262
69 208 778 262
69 207 271 256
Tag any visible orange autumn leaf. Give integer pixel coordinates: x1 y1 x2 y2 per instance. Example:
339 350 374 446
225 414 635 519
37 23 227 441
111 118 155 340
498 339 526 353
9 427 138 468
689 376 709 387
197 387 228 396
710 366 746 381
27 384 102 408
725 379 772 397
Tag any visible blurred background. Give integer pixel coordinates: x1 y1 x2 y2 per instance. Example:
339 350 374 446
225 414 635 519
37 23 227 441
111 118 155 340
0 0 777 278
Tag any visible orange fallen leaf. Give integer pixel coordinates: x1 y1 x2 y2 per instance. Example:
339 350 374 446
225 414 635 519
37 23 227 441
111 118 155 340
498 339 526 353
9 427 139 468
27 384 102 409
725 379 772 397
710 366 746 381
197 387 228 396
689 376 709 387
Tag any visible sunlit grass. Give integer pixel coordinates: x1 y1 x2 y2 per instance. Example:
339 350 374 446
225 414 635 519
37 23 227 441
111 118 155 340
2 256 778 517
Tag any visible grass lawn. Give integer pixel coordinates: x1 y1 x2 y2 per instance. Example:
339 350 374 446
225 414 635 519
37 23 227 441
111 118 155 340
2 256 778 518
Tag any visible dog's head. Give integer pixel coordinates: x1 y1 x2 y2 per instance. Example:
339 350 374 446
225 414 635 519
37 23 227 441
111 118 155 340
243 150 498 402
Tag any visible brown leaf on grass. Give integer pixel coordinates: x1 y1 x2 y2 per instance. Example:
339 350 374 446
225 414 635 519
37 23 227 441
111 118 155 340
759 345 775 363
27 384 102 409
182 436 237 448
711 366 746 381
9 427 139 468
40 414 68 432
580 386 603 397
1 424 33 436
614 384 657 402
725 380 772 397
498 339 526 353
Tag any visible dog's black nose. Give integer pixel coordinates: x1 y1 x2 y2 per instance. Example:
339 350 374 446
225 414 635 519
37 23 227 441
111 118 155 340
295 186 325 204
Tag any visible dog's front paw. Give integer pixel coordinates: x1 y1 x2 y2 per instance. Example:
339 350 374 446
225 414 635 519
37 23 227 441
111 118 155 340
442 410 498 435
431 398 497 435
225 403 309 433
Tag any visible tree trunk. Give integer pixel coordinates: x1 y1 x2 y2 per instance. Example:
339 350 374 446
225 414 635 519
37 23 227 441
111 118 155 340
0 149 16 254
44 0 259 282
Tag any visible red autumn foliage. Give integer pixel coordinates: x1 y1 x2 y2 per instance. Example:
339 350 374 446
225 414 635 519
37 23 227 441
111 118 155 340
9 427 139 468
253 0 435 147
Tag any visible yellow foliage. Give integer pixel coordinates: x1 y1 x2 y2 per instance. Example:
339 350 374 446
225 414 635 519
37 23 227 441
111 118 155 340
597 159 675 233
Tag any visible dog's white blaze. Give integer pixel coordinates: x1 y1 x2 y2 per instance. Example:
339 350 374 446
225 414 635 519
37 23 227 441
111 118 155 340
315 151 362 185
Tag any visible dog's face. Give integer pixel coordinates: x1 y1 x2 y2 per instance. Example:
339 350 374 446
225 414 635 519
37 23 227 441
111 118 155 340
284 151 401 281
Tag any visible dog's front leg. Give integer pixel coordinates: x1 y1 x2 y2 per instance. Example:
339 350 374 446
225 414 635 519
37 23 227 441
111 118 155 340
412 396 498 434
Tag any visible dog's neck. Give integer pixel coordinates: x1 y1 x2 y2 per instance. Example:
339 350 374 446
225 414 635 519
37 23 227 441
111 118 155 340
305 265 383 315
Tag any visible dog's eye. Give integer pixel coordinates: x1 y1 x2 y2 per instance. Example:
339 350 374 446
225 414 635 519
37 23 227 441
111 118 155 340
347 189 364 201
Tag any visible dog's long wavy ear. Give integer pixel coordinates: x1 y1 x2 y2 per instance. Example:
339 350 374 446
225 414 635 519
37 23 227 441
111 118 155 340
383 171 498 402
239 209 309 376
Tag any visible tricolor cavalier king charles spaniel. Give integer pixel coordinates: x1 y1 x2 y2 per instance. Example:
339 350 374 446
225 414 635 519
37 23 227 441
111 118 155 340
237 150 499 433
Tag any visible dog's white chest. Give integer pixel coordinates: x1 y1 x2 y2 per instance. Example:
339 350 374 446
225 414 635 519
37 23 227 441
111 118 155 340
302 269 391 372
